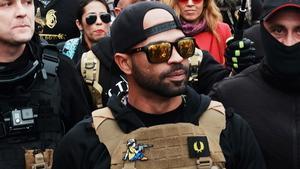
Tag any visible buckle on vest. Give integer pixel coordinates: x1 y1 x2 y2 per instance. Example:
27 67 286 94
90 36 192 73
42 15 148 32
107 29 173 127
42 51 59 77
85 62 96 69
32 153 48 169
196 157 213 169
25 149 53 169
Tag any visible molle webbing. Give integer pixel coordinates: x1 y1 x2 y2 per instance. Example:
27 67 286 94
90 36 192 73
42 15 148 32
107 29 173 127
92 101 226 169
81 50 103 108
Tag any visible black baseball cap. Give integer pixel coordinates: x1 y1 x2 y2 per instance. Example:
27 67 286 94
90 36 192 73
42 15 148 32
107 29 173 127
262 0 300 20
110 1 182 53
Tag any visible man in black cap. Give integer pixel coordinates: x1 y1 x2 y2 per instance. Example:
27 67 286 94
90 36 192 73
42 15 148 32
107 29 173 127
210 1 300 169
79 0 258 111
53 2 265 169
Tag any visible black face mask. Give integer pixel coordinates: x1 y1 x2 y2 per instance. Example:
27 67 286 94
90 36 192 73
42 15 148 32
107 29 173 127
260 22 300 77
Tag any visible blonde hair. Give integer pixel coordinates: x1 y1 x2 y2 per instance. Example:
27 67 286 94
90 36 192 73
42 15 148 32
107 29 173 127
161 0 223 41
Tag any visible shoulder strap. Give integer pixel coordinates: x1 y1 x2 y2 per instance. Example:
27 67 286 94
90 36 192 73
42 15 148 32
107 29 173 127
199 100 226 163
81 51 103 108
189 47 203 82
42 44 59 78
92 108 126 159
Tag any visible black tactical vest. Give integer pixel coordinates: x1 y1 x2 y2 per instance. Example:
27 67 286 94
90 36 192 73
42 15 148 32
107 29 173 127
0 49 63 169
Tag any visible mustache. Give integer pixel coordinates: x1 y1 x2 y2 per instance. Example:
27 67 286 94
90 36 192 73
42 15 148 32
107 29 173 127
160 63 189 78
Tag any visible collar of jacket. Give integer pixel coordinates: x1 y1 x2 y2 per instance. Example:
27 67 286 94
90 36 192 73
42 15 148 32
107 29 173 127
259 60 300 94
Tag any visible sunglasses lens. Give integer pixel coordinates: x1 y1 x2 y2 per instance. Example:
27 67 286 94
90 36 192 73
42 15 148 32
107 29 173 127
100 13 111 23
86 15 97 25
176 38 195 58
147 42 172 63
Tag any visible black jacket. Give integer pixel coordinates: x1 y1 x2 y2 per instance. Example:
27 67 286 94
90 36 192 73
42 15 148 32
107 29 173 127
210 63 300 169
0 36 91 131
53 87 265 169
0 36 92 169
193 50 231 94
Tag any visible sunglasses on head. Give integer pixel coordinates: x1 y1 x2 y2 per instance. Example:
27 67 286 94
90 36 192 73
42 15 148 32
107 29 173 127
128 37 196 64
178 0 203 4
85 13 111 25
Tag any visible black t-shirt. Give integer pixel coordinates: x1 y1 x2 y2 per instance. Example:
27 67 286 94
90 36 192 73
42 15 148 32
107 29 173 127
128 101 184 127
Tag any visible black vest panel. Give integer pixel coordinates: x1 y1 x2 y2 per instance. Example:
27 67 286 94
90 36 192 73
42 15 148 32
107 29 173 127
0 62 63 169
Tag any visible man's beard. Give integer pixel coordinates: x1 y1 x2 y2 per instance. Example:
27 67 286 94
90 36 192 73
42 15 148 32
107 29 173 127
132 63 189 97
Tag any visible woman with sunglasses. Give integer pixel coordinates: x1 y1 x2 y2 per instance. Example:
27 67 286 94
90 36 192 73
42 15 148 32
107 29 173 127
60 0 111 64
162 0 231 64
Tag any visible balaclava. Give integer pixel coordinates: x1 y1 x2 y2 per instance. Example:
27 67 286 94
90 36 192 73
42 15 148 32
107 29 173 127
259 0 300 92
261 0 300 77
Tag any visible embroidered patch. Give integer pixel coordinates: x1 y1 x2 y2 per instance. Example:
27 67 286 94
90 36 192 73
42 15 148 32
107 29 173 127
123 139 153 161
187 136 210 158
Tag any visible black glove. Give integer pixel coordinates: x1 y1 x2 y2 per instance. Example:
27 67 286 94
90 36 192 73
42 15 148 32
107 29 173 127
225 37 257 73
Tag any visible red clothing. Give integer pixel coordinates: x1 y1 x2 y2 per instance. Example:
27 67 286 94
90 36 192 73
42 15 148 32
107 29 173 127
194 22 232 64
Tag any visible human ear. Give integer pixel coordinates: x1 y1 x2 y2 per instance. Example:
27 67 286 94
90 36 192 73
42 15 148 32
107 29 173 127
114 53 133 75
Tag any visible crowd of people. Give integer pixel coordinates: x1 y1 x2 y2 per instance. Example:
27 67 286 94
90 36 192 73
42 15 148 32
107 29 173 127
1 0 299 169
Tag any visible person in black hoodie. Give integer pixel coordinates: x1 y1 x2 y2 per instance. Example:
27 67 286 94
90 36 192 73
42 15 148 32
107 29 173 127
209 1 300 169
0 0 91 168
53 2 265 169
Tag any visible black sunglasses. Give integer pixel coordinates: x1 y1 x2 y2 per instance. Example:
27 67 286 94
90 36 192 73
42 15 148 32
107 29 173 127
128 37 196 63
85 13 111 25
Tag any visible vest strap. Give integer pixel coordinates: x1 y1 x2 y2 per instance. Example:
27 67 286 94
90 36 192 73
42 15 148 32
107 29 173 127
81 50 103 108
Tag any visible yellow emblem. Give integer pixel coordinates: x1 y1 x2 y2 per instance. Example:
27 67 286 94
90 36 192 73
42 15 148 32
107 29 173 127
193 141 204 153
45 9 57 29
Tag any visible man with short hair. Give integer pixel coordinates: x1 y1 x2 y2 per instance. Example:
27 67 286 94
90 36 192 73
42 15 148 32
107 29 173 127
80 0 255 110
53 2 266 169
0 0 91 168
210 1 300 169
